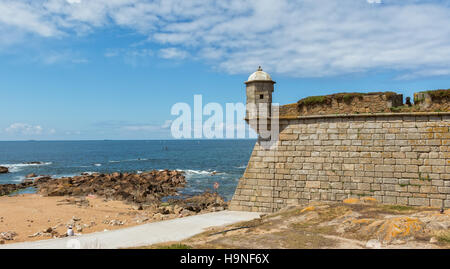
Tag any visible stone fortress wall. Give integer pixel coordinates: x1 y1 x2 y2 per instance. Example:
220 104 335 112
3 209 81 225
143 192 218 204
229 68 450 213
229 112 450 213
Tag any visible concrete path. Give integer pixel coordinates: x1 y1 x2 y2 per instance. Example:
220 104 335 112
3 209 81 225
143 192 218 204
0 211 261 249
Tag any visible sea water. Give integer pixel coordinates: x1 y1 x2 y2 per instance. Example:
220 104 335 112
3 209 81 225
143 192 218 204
0 140 255 200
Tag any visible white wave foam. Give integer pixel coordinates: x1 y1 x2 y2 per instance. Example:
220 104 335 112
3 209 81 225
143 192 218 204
94 164 102 167
51 173 79 178
109 158 148 163
235 165 247 169
176 169 223 176
12 176 25 182
0 162 52 173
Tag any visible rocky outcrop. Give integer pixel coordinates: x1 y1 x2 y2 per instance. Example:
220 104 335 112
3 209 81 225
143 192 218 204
0 166 8 174
0 180 34 196
186 200 450 249
0 184 19 196
0 231 17 241
0 170 186 204
35 170 186 204
165 192 228 214
0 169 230 221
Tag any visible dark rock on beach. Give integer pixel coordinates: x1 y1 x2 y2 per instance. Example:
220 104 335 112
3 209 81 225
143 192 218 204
0 184 18 196
0 166 8 174
0 179 35 196
165 191 228 214
24 162 44 165
0 231 17 241
0 169 229 216
36 169 186 204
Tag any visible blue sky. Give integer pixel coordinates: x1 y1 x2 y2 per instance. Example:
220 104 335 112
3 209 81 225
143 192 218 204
0 0 450 140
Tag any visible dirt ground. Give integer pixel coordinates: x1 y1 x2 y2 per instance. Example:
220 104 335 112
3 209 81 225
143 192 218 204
148 199 450 249
3 194 450 249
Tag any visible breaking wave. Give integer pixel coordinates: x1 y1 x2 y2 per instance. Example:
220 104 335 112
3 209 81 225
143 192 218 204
0 162 52 173
175 169 226 177
108 158 148 163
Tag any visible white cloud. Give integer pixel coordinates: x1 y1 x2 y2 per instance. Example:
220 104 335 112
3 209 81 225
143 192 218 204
104 48 153 66
159 47 188 59
5 123 44 135
0 1 61 38
161 120 173 129
34 50 88 65
1 0 450 78
120 120 173 132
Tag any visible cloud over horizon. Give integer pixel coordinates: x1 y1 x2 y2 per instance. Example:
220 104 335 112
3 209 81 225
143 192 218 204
1 0 450 79
5 123 45 135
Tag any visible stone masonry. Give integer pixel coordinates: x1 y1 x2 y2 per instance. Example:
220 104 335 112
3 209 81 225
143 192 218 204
229 113 450 212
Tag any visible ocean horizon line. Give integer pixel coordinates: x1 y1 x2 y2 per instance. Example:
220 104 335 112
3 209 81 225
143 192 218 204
0 138 257 143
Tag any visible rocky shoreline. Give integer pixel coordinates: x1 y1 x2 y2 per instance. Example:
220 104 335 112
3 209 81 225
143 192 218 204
0 166 8 174
0 169 227 210
0 169 228 244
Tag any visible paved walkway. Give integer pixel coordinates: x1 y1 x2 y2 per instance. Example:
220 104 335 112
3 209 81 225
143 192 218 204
0 211 261 249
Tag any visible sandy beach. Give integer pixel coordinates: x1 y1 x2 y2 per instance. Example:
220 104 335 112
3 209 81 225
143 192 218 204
0 170 228 245
0 193 160 244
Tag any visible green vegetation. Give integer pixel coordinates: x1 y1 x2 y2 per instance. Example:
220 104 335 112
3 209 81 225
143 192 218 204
390 106 404 112
414 95 425 104
436 231 450 244
130 243 193 249
298 95 327 106
158 243 192 249
160 244 192 249
418 173 431 181
343 93 364 102
381 204 415 212
424 89 450 99
415 89 450 104
297 91 398 108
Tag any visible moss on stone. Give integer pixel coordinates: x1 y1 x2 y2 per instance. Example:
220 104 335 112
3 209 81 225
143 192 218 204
423 89 450 99
297 91 398 108
298 95 328 106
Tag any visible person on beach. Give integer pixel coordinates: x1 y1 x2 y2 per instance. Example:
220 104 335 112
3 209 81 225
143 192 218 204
67 226 74 236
